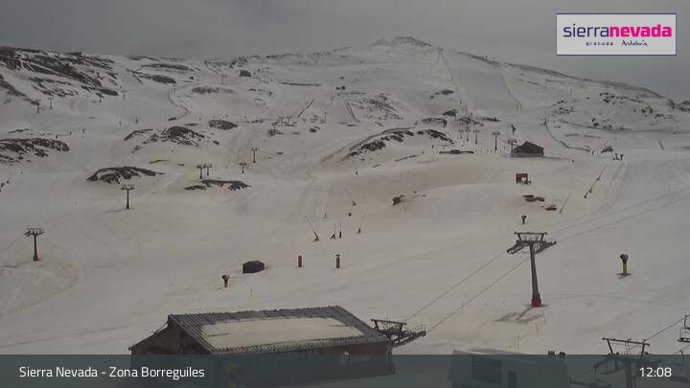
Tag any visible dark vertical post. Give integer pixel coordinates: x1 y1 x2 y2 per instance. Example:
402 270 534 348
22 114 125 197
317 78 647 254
620 254 629 276
121 185 134 210
529 243 542 307
26 228 44 261
33 234 38 261
298 255 303 268
335 254 341 269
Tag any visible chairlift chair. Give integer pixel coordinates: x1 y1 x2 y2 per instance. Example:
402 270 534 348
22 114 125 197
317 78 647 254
679 316 690 343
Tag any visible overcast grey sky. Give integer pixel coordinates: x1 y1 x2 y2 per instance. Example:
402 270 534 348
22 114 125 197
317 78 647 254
0 0 687 100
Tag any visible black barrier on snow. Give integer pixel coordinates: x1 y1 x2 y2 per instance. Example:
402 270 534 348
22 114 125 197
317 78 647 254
2 354 690 387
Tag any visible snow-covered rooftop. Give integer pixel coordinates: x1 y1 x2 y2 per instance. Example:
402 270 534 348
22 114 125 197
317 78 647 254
167 306 388 354
202 317 362 350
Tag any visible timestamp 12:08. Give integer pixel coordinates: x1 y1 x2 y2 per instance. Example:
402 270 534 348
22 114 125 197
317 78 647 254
639 367 672 378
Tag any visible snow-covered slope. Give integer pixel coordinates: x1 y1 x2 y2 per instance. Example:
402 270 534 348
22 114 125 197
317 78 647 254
1 37 690 355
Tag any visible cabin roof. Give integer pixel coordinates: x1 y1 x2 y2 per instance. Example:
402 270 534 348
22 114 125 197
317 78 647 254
135 306 388 355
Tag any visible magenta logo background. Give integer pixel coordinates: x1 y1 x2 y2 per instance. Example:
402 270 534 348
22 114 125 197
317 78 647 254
557 14 676 56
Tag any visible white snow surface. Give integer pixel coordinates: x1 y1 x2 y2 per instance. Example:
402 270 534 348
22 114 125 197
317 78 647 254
1 37 690 355
201 317 363 350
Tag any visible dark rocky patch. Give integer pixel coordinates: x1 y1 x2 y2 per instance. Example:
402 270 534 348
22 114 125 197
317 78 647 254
417 129 453 142
60 52 114 70
456 116 483 127
239 70 251 77
28 76 78 97
7 128 30 134
14 51 104 87
0 47 22 70
185 179 250 191
420 117 447 127
0 74 37 104
348 128 452 158
153 126 205 146
431 89 454 99
382 129 414 143
192 86 234 95
142 63 190 71
359 140 387 154
87 166 162 184
127 126 208 149
351 94 402 120
140 74 176 84
209 119 237 130
678 101 690 112
0 138 69 164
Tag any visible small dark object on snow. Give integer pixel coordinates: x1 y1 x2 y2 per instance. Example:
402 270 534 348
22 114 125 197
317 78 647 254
601 145 614 153
242 260 265 274
392 195 405 206
439 149 473 155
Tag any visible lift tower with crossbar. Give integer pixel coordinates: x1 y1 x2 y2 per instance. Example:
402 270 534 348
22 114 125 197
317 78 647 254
25 227 44 261
121 184 134 210
507 232 556 307
594 338 658 388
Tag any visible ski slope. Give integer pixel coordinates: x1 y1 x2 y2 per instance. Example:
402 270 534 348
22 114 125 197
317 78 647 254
1 37 690 355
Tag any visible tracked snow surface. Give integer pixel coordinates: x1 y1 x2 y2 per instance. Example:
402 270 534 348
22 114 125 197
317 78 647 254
1 37 690 355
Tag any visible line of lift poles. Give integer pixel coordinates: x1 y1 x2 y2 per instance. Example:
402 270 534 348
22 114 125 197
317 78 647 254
24 142 261 262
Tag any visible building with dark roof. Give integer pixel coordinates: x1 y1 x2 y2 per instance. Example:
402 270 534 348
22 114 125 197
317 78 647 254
130 306 394 386
511 141 544 157
130 306 390 356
